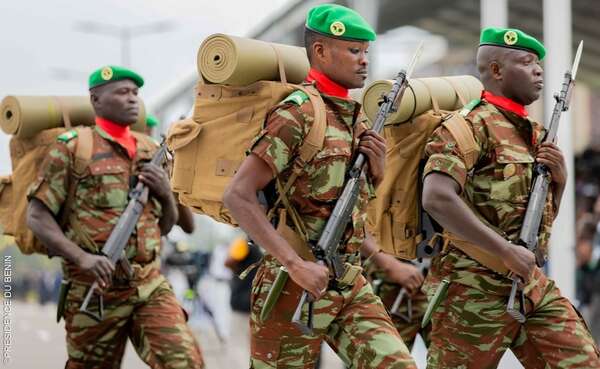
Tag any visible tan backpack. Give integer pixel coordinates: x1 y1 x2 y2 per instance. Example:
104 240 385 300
366 97 480 260
2 127 95 254
168 78 327 226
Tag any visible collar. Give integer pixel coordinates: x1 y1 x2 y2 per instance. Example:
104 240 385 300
95 117 137 159
481 90 528 118
305 68 349 99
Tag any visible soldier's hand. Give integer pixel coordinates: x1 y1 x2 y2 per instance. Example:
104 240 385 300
536 142 567 186
76 253 115 288
502 244 536 284
358 130 386 187
385 261 424 296
287 259 329 300
139 163 171 200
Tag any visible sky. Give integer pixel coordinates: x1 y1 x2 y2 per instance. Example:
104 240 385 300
0 0 292 174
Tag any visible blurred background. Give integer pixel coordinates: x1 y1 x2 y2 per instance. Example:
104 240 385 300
1 0 599 368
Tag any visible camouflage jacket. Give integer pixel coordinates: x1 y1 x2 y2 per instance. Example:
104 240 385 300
424 99 555 286
28 126 162 283
251 88 375 254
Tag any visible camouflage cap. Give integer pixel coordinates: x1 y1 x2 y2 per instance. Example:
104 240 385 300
479 27 546 60
88 65 145 89
306 4 376 42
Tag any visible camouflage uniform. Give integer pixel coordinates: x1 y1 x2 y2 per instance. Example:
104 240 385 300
364 261 430 350
249 89 416 369
423 98 600 368
28 126 204 369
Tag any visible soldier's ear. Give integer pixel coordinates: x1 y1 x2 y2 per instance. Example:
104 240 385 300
490 61 503 81
313 40 326 62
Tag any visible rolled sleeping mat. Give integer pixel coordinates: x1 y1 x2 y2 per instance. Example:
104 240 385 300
0 95 147 138
361 75 483 125
197 33 309 86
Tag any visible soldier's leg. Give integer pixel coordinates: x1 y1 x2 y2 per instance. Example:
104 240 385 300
249 261 338 369
129 279 204 369
398 291 430 349
426 282 520 369
509 329 547 369
518 270 600 368
63 283 132 369
326 276 417 369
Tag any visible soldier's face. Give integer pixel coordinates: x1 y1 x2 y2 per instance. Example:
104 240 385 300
90 79 140 125
319 39 369 89
500 50 543 105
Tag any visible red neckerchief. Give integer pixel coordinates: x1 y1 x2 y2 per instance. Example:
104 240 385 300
95 117 137 159
482 90 528 118
305 68 349 99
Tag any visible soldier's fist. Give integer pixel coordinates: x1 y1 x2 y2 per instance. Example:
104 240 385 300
76 253 115 288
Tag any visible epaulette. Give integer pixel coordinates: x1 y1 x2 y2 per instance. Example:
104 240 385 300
57 129 78 142
282 90 309 106
459 98 482 117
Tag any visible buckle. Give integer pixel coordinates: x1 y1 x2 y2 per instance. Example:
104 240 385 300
336 262 362 287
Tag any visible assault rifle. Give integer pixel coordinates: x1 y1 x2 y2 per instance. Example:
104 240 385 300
290 44 424 334
507 41 583 323
80 139 169 321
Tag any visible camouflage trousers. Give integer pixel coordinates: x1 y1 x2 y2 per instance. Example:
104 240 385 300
426 265 600 368
250 257 417 369
373 280 431 350
63 274 204 369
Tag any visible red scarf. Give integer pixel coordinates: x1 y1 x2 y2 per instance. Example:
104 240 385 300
482 91 528 118
305 68 349 99
95 117 137 159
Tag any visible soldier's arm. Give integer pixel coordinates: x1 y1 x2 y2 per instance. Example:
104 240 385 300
422 124 536 282
224 103 329 299
26 142 114 286
360 233 423 293
139 163 178 235
176 202 195 234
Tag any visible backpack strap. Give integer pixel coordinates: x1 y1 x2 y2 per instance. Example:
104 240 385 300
267 84 327 241
59 127 94 229
441 99 482 171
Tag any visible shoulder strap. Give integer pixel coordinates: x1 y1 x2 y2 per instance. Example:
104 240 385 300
59 126 94 229
267 84 327 240
72 127 94 176
442 113 479 171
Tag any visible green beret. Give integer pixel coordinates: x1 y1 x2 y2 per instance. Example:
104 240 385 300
479 27 546 60
146 114 159 128
88 65 145 89
306 4 376 42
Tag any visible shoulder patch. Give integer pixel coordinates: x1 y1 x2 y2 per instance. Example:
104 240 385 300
57 129 78 142
282 90 309 106
459 98 482 117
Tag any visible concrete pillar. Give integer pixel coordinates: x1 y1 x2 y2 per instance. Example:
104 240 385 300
543 0 575 300
481 0 508 28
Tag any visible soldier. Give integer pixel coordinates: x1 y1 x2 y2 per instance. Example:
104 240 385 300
223 4 417 369
421 27 600 368
26 66 204 369
363 255 430 350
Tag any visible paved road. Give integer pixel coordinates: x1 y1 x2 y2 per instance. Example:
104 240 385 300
0 277 523 368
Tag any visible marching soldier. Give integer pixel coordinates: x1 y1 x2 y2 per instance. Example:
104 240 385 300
224 4 416 369
26 66 204 369
421 27 600 368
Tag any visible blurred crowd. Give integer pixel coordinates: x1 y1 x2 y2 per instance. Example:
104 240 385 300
575 149 600 342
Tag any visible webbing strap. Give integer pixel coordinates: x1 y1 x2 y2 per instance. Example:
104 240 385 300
442 115 479 170
268 84 327 226
270 45 288 85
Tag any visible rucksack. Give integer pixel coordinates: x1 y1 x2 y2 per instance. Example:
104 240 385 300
168 79 327 226
366 97 481 260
